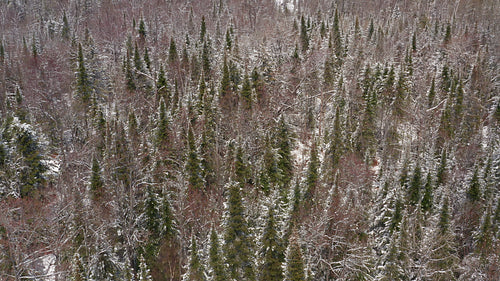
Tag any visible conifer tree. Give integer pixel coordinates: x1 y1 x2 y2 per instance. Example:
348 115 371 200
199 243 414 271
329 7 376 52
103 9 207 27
89 157 104 200
156 99 169 150
138 18 146 38
332 9 343 60
17 129 46 198
286 234 305 281
260 207 284 281
408 164 422 206
138 254 153 281
224 183 255 281
428 78 436 108
300 15 309 52
202 40 210 78
304 143 319 202
467 167 481 202
476 210 493 256
200 16 206 41
426 198 459 280
133 43 143 71
143 47 151 71
327 106 342 178
169 38 178 63
277 116 293 188
209 229 227 281
240 74 252 110
77 43 91 104
187 126 203 190
235 145 249 187
187 237 206 281
62 11 70 39
157 65 169 100
421 173 433 213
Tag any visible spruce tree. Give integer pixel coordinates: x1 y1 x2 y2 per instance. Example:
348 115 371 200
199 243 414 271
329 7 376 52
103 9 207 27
89 157 104 200
304 143 319 202
421 173 433 213
260 207 284 281
76 43 91 104
300 15 309 52
200 16 206 41
277 116 293 188
224 183 255 281
286 235 305 281
408 164 422 206
467 167 481 202
428 78 436 108
209 229 227 281
138 18 146 38
187 237 206 281
187 126 203 190
156 99 169 150
240 74 252 110
168 38 178 63
62 11 70 39
157 65 169 100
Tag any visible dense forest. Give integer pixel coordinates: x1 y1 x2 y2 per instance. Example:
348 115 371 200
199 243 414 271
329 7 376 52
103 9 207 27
0 0 499 280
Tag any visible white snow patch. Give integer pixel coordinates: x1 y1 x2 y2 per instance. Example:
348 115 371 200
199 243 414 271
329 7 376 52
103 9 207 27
275 0 296 12
291 140 307 168
481 125 488 149
40 254 56 281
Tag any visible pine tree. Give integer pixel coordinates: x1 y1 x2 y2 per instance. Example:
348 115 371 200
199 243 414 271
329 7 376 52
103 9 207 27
89 157 104 200
133 42 143 71
435 149 447 186
224 183 255 281
187 237 206 281
332 9 343 60
467 167 481 202
209 229 227 281
476 210 493 256
17 129 46 198
260 207 284 281
327 106 342 178
286 234 305 281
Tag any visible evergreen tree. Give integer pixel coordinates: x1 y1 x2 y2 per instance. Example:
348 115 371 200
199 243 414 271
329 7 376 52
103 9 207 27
200 16 206 41
476 210 493 256
304 143 319 202
62 11 70 39
133 43 143 71
138 18 146 38
143 47 151 71
89 157 104 200
435 149 447 186
408 164 422 206
168 38 178 63
138 254 153 281
300 15 309 52
260 207 284 281
235 145 249 187
157 65 169 100
421 173 433 212
156 99 169 150
187 126 203 190
209 229 227 281
224 183 255 281
467 167 481 202
17 129 46 198
428 78 436 108
187 237 206 281
286 235 305 281
332 9 343 60
240 74 252 110
327 106 342 178
76 43 91 104
426 198 459 280
277 116 293 188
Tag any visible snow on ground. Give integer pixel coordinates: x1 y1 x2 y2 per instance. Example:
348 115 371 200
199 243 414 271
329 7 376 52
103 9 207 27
40 254 56 281
275 0 296 12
